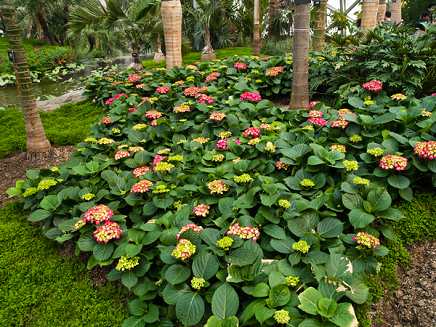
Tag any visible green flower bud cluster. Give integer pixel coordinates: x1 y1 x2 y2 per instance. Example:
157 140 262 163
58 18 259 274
155 278 163 286
50 167 59 172
23 187 39 197
273 309 290 324
349 135 362 142
168 155 183 162
132 124 147 131
367 147 384 156
152 185 171 194
154 162 175 173
353 177 370 186
177 139 188 144
82 193 96 201
191 277 206 290
278 199 291 208
116 254 140 271
286 276 300 287
233 173 253 184
265 144 276 152
37 179 58 190
216 236 234 250
212 154 225 162
112 128 121 134
173 200 182 209
300 179 315 188
292 240 310 254
343 160 359 171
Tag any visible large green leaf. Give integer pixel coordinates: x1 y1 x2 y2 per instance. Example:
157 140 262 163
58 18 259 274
122 271 138 289
212 283 239 320
176 292 205 326
266 284 290 308
129 299 148 316
93 242 114 261
225 248 256 266
166 264 192 285
192 252 219 280
28 209 52 222
121 316 145 327
349 209 375 229
387 175 410 189
317 218 343 238
271 236 295 254
77 231 97 251
263 224 287 240
329 303 358 327
317 298 338 318
324 254 351 278
298 287 323 315
40 195 60 211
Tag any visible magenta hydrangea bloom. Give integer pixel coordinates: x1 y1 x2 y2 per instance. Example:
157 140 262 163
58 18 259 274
177 224 203 239
197 94 214 103
156 86 170 94
309 101 320 108
414 141 436 160
94 221 122 243
207 180 229 194
130 180 153 193
145 110 163 119
308 110 323 118
379 155 408 171
240 92 262 101
234 63 247 69
243 127 261 138
209 112 227 121
307 118 328 127
217 139 241 150
353 232 380 250
153 155 167 169
331 120 349 129
192 204 210 217
128 74 141 83
265 66 283 77
275 161 290 170
226 222 260 242
115 150 130 161
133 166 151 178
362 80 382 91
83 204 114 225
205 72 220 83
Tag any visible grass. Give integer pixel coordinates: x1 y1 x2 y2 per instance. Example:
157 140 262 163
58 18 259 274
0 100 102 159
0 37 58 58
355 192 436 326
142 47 264 70
0 201 129 327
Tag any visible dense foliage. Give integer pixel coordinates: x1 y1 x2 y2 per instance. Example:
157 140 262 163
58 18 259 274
8 54 436 327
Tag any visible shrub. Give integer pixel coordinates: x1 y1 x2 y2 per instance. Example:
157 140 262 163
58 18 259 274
8 56 436 327
261 38 293 57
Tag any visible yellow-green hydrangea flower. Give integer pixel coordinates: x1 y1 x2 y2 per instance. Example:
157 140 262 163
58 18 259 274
300 179 315 188
274 309 290 324
278 199 291 208
216 236 234 250
343 160 359 171
233 173 253 184
191 277 206 290
353 177 370 186
82 193 96 201
292 240 310 253
286 276 300 287
367 147 384 156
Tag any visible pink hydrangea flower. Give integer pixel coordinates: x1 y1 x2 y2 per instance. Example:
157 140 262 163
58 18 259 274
209 112 227 121
362 80 383 91
136 84 144 88
176 224 203 239
207 180 230 194
379 155 408 171
192 204 210 217
145 110 163 119
226 222 260 242
308 110 323 118
130 180 153 193
234 63 247 69
129 108 138 111
153 155 167 169
197 94 214 103
184 86 207 97
172 239 196 261
353 232 380 250
156 86 170 94
309 101 320 108
205 72 220 83
275 161 290 170
94 221 122 243
329 144 347 153
243 127 261 138
83 204 114 225
338 109 356 120
331 120 349 128
261 57 270 61
240 92 262 101
185 65 198 71
265 66 284 77
128 74 141 83
133 166 151 178
217 139 241 150
129 146 144 153
174 104 191 113
102 116 111 124
307 118 328 127
115 150 130 161
414 141 436 160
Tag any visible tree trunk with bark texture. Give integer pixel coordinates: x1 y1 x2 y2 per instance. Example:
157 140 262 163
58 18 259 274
268 0 280 39
312 0 327 51
86 35 95 55
289 3 310 110
37 7 56 46
161 0 183 70
0 1 51 155
201 25 216 60
153 37 165 62
35 14 43 40
361 0 379 29
132 43 146 71
253 0 260 56
26 15 33 38
377 0 386 22
288 0 293 36
390 0 401 24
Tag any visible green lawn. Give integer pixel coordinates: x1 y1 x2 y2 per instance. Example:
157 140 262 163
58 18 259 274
0 201 129 327
0 100 101 159
0 37 57 57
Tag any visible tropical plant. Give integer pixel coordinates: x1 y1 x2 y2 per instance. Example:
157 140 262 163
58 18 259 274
361 0 378 29
233 0 269 40
312 0 327 51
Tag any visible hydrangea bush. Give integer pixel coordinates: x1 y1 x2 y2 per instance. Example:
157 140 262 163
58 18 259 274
8 55 436 327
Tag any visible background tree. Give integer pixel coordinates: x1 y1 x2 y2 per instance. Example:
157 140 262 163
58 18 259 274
361 0 379 29
377 0 386 22
289 1 310 110
390 0 402 24
161 0 183 68
253 0 260 56
0 0 51 155
312 0 327 51
403 0 427 27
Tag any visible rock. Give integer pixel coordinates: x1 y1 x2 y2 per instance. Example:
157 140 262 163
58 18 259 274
36 87 87 112
417 300 426 307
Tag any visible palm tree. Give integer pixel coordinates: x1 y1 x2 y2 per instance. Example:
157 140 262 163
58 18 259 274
161 0 183 68
0 1 51 155
377 0 386 22
253 0 260 56
268 0 280 39
312 0 327 51
361 0 379 29
390 0 401 24
289 2 310 110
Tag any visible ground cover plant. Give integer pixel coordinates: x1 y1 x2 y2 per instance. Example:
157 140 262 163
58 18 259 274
0 201 129 326
8 53 436 327
0 101 102 159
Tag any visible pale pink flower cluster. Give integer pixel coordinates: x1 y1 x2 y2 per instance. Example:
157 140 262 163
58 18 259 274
184 86 207 97
261 57 270 61
136 84 144 89
353 232 380 250
243 127 261 138
133 166 150 178
177 223 203 239
379 155 408 171
156 86 170 94
308 118 328 127
308 110 323 118
226 223 260 242
130 180 153 193
185 65 198 71
422 109 433 117
338 109 356 120
362 80 382 91
102 116 111 124
129 108 138 111
172 239 196 260
209 112 227 121
240 92 262 101
275 161 290 170
115 150 131 161
129 146 144 153
207 180 230 194
330 144 347 153
414 141 436 160
192 204 210 217
173 80 184 86
205 72 220 82
128 74 141 83
94 221 122 243
247 138 261 145
197 94 214 103
174 104 191 113
331 120 349 128
234 63 247 69
265 66 284 77
142 97 154 104
104 93 127 105
83 204 114 225
153 155 167 169
309 101 320 108
145 110 163 119
217 139 241 150
431 93 436 96
98 137 115 144
391 93 407 100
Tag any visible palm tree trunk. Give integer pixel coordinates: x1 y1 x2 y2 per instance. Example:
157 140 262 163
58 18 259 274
201 25 216 60
0 1 51 156
132 42 146 71
153 37 165 62
161 0 183 70
390 0 401 24
288 0 293 36
268 0 280 40
312 0 327 51
37 7 56 46
361 0 379 30
289 2 310 110
377 0 386 22
85 35 95 55
26 15 33 38
253 0 260 56
35 14 43 40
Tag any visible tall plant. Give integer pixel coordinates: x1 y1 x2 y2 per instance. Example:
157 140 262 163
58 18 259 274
312 0 327 51
253 0 260 56
161 0 183 69
361 0 379 29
